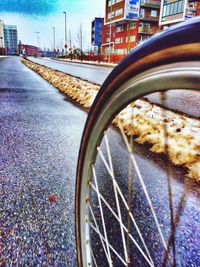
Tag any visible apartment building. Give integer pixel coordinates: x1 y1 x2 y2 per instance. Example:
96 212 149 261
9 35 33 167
4 24 18 55
159 0 199 26
139 0 160 43
0 20 4 48
102 0 161 56
91 18 103 54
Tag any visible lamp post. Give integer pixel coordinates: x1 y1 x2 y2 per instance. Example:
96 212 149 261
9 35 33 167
108 0 113 63
52 27 56 52
35 32 40 47
35 32 40 56
0 37 3 55
6 41 9 56
63 11 67 53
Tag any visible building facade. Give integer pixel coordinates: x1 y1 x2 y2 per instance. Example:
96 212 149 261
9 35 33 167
139 0 160 43
0 20 4 48
91 17 103 55
91 18 103 47
18 43 38 56
0 20 6 55
159 0 199 26
102 0 161 56
4 24 18 55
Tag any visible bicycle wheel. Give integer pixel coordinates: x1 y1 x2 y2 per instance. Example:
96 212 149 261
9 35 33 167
76 18 200 267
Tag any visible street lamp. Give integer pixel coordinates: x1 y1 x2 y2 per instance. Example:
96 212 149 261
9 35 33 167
35 32 40 56
6 41 9 56
108 1 113 63
52 27 56 52
0 37 3 55
63 11 67 53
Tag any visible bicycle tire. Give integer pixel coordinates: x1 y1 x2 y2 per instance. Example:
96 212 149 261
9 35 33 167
76 17 200 266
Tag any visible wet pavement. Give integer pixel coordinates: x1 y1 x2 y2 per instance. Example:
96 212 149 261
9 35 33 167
29 57 200 118
91 128 200 266
0 57 86 266
29 57 113 85
1 57 199 266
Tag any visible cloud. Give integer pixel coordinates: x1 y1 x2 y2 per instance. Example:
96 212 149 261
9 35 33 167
0 0 61 16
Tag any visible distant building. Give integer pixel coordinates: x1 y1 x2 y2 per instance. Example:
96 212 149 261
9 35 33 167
0 20 6 55
102 0 161 56
91 18 103 46
4 24 18 55
18 44 38 56
0 20 4 48
159 0 200 26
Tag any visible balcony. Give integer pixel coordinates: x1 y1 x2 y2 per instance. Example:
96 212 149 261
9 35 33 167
140 0 160 8
138 26 160 35
139 15 159 21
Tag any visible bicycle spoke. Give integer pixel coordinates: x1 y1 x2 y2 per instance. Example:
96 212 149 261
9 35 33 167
97 145 155 265
105 131 155 266
89 221 127 266
92 165 113 266
118 121 168 252
160 91 176 266
89 181 154 267
88 201 111 264
162 188 188 266
104 132 129 264
89 245 98 267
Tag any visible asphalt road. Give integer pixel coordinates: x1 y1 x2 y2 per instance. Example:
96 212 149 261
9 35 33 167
29 57 200 118
29 57 113 85
1 57 85 265
1 57 199 266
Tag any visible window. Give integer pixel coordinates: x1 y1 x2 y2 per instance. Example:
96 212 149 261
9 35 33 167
116 25 123 32
108 11 115 19
151 10 157 17
106 38 110 42
140 8 145 17
115 8 123 16
115 37 123 43
127 22 136 30
108 0 115 7
177 1 183 13
115 49 125 55
116 0 123 3
138 35 150 44
126 35 136 42
162 0 184 17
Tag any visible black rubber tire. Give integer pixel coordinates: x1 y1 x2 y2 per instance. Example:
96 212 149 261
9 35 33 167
75 17 200 266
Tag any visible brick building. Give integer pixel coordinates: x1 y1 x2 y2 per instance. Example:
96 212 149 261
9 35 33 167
18 44 38 56
102 0 161 57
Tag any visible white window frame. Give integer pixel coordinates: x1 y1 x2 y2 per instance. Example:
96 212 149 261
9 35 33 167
115 8 123 16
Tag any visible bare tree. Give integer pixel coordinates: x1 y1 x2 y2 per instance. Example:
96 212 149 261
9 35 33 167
76 23 84 61
57 38 64 52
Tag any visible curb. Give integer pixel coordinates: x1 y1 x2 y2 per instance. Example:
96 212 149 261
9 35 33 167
51 57 117 68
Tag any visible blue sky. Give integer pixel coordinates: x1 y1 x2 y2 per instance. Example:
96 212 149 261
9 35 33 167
0 0 105 50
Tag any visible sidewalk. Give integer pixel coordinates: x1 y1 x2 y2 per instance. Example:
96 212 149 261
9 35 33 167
51 57 117 68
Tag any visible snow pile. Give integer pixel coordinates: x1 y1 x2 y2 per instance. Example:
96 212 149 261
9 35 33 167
22 58 99 108
113 101 200 181
22 58 200 181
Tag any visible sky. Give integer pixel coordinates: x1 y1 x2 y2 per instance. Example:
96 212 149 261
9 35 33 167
0 0 105 51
